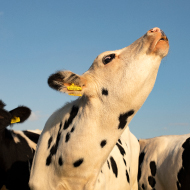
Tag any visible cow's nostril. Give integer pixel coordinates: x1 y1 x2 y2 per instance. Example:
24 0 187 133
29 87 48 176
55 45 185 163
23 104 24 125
149 27 161 33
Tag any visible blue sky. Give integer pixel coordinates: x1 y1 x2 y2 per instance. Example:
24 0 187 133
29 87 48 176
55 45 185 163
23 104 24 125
1 0 190 139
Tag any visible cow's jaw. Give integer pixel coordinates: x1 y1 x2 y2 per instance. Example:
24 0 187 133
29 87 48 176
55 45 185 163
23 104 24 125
121 27 168 111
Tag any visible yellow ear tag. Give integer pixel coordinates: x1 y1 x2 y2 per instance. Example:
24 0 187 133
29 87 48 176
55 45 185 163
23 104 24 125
67 83 82 91
67 83 82 96
11 116 20 124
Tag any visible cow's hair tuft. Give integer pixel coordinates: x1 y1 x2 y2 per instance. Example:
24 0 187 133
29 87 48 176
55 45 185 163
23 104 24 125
48 72 65 91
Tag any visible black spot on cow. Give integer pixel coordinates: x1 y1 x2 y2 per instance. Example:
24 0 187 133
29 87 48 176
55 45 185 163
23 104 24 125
150 161 157 176
139 152 145 167
46 122 62 166
102 88 108 96
65 132 70 143
100 140 107 148
182 138 190 169
138 152 145 181
50 123 62 154
123 158 126 166
47 136 53 149
58 157 63 166
116 142 126 156
146 161 157 189
63 106 79 130
177 137 190 190
142 183 145 189
126 169 130 183
70 126 75 133
118 139 122 144
118 110 134 129
107 160 110 169
73 158 84 167
110 156 118 178
46 155 52 166
148 176 156 188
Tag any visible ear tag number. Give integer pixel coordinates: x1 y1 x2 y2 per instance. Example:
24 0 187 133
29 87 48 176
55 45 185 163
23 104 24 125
67 83 82 96
67 83 82 91
11 116 20 124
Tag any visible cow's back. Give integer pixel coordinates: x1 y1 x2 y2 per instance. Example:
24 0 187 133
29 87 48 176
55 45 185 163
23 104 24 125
138 134 190 190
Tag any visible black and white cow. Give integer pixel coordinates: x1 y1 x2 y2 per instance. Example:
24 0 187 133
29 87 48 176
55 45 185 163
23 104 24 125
138 134 190 190
29 27 169 190
0 100 41 190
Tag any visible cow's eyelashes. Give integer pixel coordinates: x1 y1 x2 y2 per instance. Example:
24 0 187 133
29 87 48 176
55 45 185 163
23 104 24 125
103 54 115 65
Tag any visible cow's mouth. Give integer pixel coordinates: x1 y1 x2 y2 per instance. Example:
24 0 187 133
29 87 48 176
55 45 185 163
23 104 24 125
159 36 168 42
155 34 169 48
151 32 169 56
156 30 169 45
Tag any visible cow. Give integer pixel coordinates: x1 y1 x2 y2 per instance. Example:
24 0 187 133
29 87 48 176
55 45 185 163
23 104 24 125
0 100 41 190
138 134 190 190
29 27 169 190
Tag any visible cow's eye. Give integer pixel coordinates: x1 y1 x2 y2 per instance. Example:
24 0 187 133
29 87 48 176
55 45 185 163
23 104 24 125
103 54 115 65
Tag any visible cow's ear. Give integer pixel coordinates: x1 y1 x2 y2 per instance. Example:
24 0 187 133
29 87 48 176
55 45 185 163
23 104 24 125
9 106 31 124
48 71 87 97
0 109 12 130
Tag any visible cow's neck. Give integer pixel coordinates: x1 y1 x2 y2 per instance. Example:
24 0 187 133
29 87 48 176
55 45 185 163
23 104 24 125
55 96 135 189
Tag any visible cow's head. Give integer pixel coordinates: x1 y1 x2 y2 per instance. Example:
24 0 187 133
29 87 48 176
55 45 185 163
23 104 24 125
0 100 31 132
48 27 169 114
